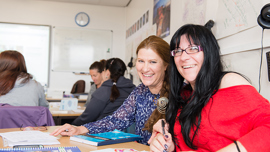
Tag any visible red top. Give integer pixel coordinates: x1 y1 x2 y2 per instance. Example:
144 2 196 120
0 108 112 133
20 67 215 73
174 85 270 152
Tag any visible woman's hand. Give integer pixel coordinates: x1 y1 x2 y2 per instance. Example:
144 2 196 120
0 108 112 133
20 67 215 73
149 132 175 152
148 119 175 152
148 119 168 143
50 123 88 136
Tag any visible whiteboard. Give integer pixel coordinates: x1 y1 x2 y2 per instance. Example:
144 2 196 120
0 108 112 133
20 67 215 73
0 22 50 86
52 27 113 72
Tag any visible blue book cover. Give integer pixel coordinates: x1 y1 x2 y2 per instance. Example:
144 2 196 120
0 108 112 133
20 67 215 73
0 146 81 152
70 129 143 146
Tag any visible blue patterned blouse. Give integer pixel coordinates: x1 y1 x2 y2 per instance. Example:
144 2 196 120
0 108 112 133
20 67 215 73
83 83 159 145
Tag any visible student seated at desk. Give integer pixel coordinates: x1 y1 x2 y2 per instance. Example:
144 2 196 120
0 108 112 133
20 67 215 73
84 59 106 107
51 36 170 145
0 50 49 107
72 58 136 126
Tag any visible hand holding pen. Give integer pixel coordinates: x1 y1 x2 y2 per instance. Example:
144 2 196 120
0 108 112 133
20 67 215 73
162 119 166 135
148 119 175 152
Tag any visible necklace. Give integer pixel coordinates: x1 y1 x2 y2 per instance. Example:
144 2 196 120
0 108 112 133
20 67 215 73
152 94 159 104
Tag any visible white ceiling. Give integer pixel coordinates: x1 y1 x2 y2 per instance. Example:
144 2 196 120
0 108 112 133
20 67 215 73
37 0 131 7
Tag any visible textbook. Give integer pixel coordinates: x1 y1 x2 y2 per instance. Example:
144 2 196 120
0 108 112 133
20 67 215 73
70 129 143 146
0 146 81 152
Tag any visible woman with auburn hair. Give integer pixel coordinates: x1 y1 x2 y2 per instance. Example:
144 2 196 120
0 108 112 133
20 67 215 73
0 50 49 107
51 35 170 145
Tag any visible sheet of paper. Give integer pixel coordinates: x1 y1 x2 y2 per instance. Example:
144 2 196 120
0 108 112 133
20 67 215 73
49 102 61 108
72 109 85 113
79 95 88 99
91 148 149 152
50 110 69 114
4 137 60 147
0 131 60 146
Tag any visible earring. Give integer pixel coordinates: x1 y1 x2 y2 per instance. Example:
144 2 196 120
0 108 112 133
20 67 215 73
156 97 168 114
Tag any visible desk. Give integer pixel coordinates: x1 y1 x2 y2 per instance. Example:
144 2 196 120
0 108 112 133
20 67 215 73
49 103 85 125
0 126 150 151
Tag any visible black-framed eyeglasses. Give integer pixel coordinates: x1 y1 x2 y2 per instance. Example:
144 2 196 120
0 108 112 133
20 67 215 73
20 123 47 131
171 45 203 57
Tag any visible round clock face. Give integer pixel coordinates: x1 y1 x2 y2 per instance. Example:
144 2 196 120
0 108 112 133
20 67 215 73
75 12 90 27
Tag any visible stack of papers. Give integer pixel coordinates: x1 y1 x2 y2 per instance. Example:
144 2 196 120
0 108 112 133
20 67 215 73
0 131 60 147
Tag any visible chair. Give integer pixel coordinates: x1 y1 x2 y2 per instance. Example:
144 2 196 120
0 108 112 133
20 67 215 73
0 104 55 129
70 80 85 94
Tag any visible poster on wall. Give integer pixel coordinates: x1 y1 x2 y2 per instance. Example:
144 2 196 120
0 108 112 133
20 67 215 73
181 0 206 25
153 0 171 38
214 0 262 39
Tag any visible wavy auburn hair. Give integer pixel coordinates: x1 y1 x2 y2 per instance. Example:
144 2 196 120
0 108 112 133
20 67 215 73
137 35 171 132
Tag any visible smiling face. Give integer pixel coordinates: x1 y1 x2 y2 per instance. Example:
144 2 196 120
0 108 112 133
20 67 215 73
174 35 204 88
136 48 167 94
89 69 103 88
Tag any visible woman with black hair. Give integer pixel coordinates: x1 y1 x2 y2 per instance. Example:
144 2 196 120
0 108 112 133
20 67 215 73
149 24 270 152
72 58 135 126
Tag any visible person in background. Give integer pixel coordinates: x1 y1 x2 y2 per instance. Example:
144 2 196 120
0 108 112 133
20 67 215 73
72 58 135 126
51 35 170 145
149 24 270 152
0 50 49 107
84 59 106 107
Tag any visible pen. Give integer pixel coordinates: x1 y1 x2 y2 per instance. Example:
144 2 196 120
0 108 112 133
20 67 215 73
161 120 165 135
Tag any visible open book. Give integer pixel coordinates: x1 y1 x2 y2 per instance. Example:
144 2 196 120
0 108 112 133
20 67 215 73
70 129 143 146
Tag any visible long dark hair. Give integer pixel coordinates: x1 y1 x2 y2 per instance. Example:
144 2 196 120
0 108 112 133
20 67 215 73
166 24 224 149
0 50 33 96
137 35 170 132
105 58 127 102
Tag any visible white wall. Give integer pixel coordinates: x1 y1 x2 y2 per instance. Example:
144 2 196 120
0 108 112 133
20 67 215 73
125 0 270 101
0 0 126 96
1 0 270 100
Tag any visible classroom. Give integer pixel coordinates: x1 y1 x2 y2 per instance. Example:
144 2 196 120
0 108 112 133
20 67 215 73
0 0 269 100
0 0 270 151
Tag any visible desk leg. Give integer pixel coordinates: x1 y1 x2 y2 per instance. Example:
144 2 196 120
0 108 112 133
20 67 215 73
53 116 78 125
53 116 62 126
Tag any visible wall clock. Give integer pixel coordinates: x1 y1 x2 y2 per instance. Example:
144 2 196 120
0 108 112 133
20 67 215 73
75 12 90 27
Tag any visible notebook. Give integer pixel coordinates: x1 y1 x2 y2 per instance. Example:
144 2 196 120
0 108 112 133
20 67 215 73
0 146 81 152
70 129 143 146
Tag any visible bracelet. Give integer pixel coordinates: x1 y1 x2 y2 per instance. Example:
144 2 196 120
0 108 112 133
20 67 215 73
234 141 241 152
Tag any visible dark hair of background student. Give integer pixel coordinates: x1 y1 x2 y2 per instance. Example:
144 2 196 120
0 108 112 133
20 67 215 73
138 35 170 132
105 58 127 102
0 50 33 96
167 24 225 149
89 59 106 72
